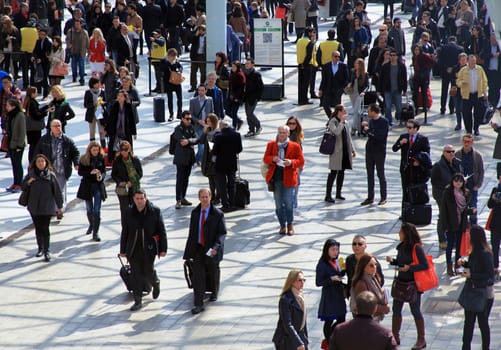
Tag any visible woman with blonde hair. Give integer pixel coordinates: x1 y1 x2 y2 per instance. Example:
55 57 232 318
88 28 106 78
272 269 309 350
77 141 107 242
47 85 75 133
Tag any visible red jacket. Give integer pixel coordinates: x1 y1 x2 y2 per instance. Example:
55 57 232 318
89 38 106 63
263 140 304 188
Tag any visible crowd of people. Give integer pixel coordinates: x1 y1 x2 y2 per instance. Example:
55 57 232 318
0 0 500 348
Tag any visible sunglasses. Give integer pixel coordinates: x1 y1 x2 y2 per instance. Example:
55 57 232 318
184 117 192 121
453 177 464 182
333 55 340 58
444 150 455 153
352 242 364 246
120 148 130 152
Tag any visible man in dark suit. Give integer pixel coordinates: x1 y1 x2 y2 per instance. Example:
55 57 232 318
212 120 243 211
437 36 464 114
119 189 167 311
330 291 398 350
319 50 350 118
141 0 162 51
31 28 52 98
183 188 227 315
116 23 134 68
481 32 501 108
392 119 430 206
189 85 214 164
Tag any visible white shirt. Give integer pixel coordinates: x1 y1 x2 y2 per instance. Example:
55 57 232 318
469 66 479 93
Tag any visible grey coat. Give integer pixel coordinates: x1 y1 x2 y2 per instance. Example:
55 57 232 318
291 0 310 28
22 168 63 216
327 117 354 170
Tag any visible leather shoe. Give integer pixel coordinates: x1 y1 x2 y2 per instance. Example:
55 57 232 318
279 226 286 235
360 199 373 206
191 305 205 314
130 301 142 311
152 281 160 299
220 206 234 213
175 201 182 209
181 198 192 206
335 195 346 200
324 196 335 203
474 130 480 136
209 293 217 302
35 250 43 257
287 224 294 236
378 199 387 205
44 252 51 262
188 88 196 93
454 125 461 131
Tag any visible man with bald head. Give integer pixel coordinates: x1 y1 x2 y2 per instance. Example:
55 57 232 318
319 50 350 118
431 144 462 248
263 125 305 235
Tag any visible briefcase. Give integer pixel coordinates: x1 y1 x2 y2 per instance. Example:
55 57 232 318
402 202 432 226
235 176 250 208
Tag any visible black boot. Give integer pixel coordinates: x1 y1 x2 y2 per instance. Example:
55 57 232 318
335 171 345 200
35 234 43 257
130 296 142 311
325 171 335 203
92 216 101 242
100 138 107 149
43 234 50 261
86 213 93 235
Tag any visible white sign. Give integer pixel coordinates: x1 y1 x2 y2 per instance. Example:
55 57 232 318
253 18 282 66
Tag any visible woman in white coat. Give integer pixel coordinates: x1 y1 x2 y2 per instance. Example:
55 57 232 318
325 104 355 203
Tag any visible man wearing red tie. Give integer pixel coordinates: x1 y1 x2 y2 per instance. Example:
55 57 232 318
183 188 227 314
392 119 430 206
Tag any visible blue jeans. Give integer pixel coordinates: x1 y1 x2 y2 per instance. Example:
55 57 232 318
195 127 204 163
384 90 402 125
273 179 294 227
85 184 102 218
412 0 422 19
71 54 85 82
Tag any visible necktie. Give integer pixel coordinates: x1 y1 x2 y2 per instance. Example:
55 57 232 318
199 209 206 246
410 135 414 148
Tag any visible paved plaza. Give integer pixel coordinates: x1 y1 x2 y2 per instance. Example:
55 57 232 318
1 3 501 349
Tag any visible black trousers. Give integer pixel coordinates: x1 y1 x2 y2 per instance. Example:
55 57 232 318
486 69 501 108
462 298 494 350
129 248 158 301
298 64 312 104
322 89 343 118
118 194 131 228
176 164 192 201
440 71 455 113
215 170 236 208
193 245 220 307
462 93 482 133
31 214 52 253
365 151 387 201
27 130 42 163
166 84 182 117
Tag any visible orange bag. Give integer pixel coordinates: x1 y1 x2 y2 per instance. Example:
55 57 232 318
485 210 494 231
275 7 286 19
412 244 439 292
460 227 471 257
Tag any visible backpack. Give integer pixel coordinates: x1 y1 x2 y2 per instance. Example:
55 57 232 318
169 131 176 155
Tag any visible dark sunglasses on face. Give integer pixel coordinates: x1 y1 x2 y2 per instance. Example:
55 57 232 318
120 148 129 152
352 242 364 246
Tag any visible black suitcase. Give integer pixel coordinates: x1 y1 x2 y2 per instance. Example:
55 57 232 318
118 254 151 294
407 183 429 205
481 103 495 125
234 176 250 208
401 97 415 121
261 84 283 101
402 202 432 226
153 96 165 122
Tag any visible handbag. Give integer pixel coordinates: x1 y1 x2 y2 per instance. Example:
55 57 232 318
0 134 8 152
449 85 457 97
319 131 336 155
460 227 471 257
115 184 129 196
267 180 275 192
407 183 429 205
391 278 418 303
169 71 185 85
412 244 439 292
183 259 194 289
458 280 487 312
485 209 494 231
53 62 69 76
18 186 30 207
260 161 269 179
216 78 229 90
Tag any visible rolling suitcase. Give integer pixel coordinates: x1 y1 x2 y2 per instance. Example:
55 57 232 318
401 96 415 121
402 202 432 226
118 254 152 294
234 177 250 208
153 96 165 122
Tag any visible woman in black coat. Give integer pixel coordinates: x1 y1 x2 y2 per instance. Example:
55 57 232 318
106 90 137 161
272 270 308 350
315 239 346 348
77 141 107 242
22 154 63 262
386 222 429 348
486 173 501 277
457 225 495 350
440 173 475 276
227 61 245 130
23 86 47 162
111 140 142 228
161 48 184 121
46 85 75 133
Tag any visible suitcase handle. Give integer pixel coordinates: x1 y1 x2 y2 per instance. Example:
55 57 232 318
117 253 129 268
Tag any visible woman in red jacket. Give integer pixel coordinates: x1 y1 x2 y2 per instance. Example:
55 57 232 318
263 125 305 235
88 28 106 78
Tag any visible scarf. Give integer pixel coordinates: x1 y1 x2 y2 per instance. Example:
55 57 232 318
277 138 289 161
122 156 140 193
90 88 101 106
291 287 306 331
454 187 467 224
